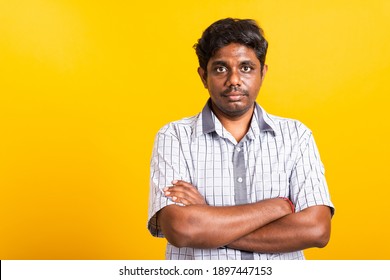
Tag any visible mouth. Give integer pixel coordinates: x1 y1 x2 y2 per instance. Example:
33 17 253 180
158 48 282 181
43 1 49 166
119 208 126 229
223 93 246 102
221 88 248 102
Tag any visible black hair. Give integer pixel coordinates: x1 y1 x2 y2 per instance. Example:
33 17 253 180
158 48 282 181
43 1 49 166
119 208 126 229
194 18 268 74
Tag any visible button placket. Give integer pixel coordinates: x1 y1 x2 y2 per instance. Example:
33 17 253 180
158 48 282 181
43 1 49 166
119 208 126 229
232 143 254 260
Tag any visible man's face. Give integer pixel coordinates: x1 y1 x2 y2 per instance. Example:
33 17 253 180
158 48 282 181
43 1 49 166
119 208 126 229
198 43 267 119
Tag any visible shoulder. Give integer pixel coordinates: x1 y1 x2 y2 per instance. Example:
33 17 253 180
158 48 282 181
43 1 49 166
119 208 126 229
265 111 313 142
156 113 200 140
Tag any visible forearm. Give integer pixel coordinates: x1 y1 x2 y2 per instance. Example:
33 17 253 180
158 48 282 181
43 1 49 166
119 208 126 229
158 198 292 249
228 205 332 253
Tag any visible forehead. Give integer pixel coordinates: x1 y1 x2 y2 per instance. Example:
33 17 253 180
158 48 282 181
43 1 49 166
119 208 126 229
209 43 259 64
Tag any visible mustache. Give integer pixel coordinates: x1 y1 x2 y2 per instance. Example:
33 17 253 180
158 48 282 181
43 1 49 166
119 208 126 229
221 86 249 96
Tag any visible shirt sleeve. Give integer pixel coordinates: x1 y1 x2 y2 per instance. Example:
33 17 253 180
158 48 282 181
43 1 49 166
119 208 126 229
289 127 335 215
147 125 191 237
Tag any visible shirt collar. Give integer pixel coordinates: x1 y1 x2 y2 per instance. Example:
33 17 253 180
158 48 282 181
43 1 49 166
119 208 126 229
199 99 276 137
201 99 215 134
254 103 277 136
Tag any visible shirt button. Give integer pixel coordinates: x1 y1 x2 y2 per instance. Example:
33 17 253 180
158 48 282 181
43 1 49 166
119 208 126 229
237 177 243 183
236 147 241 152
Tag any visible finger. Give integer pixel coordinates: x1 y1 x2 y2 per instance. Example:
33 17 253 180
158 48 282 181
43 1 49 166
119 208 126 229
171 195 199 206
167 186 199 197
165 181 207 205
170 181 202 195
172 180 196 189
174 197 193 206
168 189 206 205
164 187 205 205
165 183 195 196
166 193 192 206
165 188 192 200
165 186 199 199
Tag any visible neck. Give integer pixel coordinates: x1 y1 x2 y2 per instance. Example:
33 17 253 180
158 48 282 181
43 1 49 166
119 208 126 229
211 104 254 142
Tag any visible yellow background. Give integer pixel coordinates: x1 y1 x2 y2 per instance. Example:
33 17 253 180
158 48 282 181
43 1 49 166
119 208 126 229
1 0 389 260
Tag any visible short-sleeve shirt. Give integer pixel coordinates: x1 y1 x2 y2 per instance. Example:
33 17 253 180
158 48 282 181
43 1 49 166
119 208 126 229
148 100 334 260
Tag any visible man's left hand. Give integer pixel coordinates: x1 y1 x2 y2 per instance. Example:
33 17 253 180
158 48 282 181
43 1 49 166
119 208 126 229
163 180 206 206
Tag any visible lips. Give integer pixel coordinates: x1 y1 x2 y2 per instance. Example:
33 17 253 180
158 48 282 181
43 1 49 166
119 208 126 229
222 88 248 101
223 93 245 101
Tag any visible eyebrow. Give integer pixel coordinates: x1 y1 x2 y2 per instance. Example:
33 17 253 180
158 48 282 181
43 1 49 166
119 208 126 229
210 60 228 67
210 60 258 67
240 60 257 67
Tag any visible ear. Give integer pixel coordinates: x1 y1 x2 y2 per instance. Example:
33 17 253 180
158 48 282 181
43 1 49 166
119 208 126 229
261 64 268 82
197 67 208 89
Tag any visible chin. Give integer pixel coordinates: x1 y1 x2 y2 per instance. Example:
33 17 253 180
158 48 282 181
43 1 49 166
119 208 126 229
211 99 254 118
222 105 252 117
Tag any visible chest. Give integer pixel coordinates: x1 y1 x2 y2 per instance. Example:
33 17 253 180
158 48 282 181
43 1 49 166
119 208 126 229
184 133 299 205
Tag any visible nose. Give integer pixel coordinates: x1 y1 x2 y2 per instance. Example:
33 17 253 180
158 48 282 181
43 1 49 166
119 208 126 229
226 68 241 87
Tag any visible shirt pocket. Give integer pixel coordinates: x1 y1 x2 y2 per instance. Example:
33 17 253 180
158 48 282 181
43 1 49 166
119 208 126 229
251 172 290 201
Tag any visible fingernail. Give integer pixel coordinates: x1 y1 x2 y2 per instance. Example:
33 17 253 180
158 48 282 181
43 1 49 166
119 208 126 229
164 191 170 195
172 180 178 184
172 196 177 201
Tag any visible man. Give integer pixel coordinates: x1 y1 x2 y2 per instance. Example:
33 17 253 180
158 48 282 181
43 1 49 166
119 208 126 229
148 18 334 260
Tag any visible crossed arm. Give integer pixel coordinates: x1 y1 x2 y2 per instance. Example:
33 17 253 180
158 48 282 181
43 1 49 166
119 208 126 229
157 180 332 253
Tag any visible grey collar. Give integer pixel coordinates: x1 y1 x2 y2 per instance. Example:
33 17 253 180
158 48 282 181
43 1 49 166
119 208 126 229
201 99 276 135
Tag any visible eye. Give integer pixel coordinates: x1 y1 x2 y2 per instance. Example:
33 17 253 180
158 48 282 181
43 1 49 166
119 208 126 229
241 65 252 72
215 66 227 73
